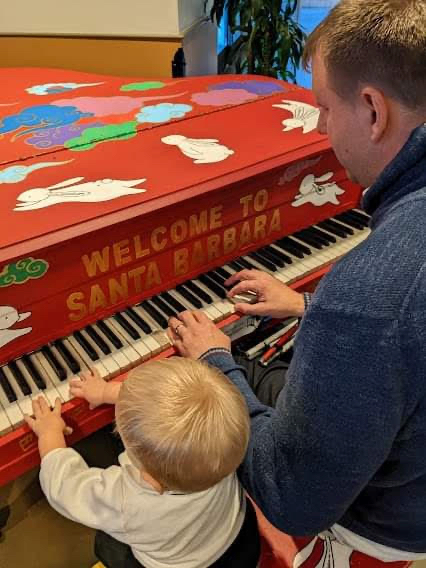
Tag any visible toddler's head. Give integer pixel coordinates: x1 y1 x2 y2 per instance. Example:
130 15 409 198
115 357 250 492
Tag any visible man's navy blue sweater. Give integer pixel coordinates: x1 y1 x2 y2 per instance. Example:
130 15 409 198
204 124 426 552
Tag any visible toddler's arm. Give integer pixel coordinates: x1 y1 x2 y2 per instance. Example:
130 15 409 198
70 368 122 408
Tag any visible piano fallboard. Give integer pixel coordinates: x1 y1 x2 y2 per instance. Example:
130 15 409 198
1 68 361 365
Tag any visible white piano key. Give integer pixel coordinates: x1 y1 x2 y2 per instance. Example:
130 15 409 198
15 359 50 408
66 335 110 381
79 329 121 378
3 366 33 417
0 399 12 434
106 318 146 364
119 312 163 357
93 323 133 372
34 351 71 402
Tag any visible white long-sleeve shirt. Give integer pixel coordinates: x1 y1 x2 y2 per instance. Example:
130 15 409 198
40 448 245 568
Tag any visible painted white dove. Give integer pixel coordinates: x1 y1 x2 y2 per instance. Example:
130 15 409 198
273 100 320 134
161 135 234 164
292 172 345 207
0 306 32 349
14 177 147 211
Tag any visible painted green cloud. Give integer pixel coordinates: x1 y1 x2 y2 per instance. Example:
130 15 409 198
64 122 138 151
120 81 165 92
0 257 49 287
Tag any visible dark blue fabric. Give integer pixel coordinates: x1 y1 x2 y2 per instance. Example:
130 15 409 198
204 123 426 552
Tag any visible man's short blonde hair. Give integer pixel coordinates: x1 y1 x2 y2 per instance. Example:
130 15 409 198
115 357 250 492
303 0 426 110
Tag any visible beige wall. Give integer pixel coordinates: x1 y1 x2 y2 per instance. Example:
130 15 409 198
0 36 182 77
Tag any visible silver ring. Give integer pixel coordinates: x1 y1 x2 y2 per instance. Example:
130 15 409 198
175 324 184 335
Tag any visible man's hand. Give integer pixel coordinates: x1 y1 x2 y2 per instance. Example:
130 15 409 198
168 310 231 359
24 397 70 458
226 269 305 318
70 368 121 408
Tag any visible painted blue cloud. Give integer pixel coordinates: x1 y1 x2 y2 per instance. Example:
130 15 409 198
136 103 192 123
0 160 72 183
211 80 286 95
0 104 93 137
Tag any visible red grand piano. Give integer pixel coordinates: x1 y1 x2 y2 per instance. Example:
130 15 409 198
0 68 368 485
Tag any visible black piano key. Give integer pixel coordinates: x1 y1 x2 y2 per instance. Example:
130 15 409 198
139 300 168 329
42 346 68 381
317 219 350 238
0 366 17 403
73 330 99 361
85 325 112 355
22 355 47 390
282 236 312 256
310 226 337 244
97 320 123 349
229 260 246 271
274 240 304 259
53 340 81 375
350 209 371 224
265 245 293 264
323 218 354 236
236 256 258 270
258 247 286 268
293 232 323 250
125 307 152 334
8 361 32 396
114 313 140 341
298 229 327 247
160 292 186 314
215 266 232 279
151 296 177 318
184 281 213 304
206 270 229 289
334 212 365 230
198 274 227 299
176 284 204 309
249 251 277 272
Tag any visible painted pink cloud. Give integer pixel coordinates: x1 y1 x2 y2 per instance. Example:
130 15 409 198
191 89 258 106
53 93 186 116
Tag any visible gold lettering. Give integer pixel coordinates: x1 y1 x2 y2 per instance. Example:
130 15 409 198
254 189 268 212
113 240 131 267
269 208 281 234
223 227 237 254
151 227 167 252
128 266 146 293
189 211 208 237
191 241 206 268
239 221 252 247
171 219 188 244
81 247 109 278
134 235 150 259
254 214 267 240
89 285 107 314
210 206 223 230
174 248 189 276
240 195 253 217
109 274 129 305
207 234 221 261
67 292 87 322
146 262 162 289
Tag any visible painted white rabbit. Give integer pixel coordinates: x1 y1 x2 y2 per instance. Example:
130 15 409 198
162 135 234 164
14 177 147 211
292 172 345 207
273 100 320 134
0 306 32 349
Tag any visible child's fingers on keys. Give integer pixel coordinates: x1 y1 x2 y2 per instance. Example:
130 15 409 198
24 414 36 430
64 426 73 436
53 398 62 415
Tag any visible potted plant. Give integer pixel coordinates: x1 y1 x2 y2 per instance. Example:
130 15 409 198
205 0 306 81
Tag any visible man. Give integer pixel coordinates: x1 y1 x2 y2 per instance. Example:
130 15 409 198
168 0 426 564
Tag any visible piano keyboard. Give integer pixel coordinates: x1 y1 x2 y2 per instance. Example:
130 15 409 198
0 209 370 435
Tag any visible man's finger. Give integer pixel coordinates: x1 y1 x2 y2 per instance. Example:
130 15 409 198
227 279 261 298
179 310 197 326
192 310 209 324
224 269 255 287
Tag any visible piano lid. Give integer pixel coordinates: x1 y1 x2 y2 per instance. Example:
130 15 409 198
0 68 328 263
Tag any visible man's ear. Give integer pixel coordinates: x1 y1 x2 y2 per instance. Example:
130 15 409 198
360 86 389 143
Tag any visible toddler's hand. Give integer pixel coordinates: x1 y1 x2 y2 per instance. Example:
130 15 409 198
25 397 71 438
70 368 106 409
